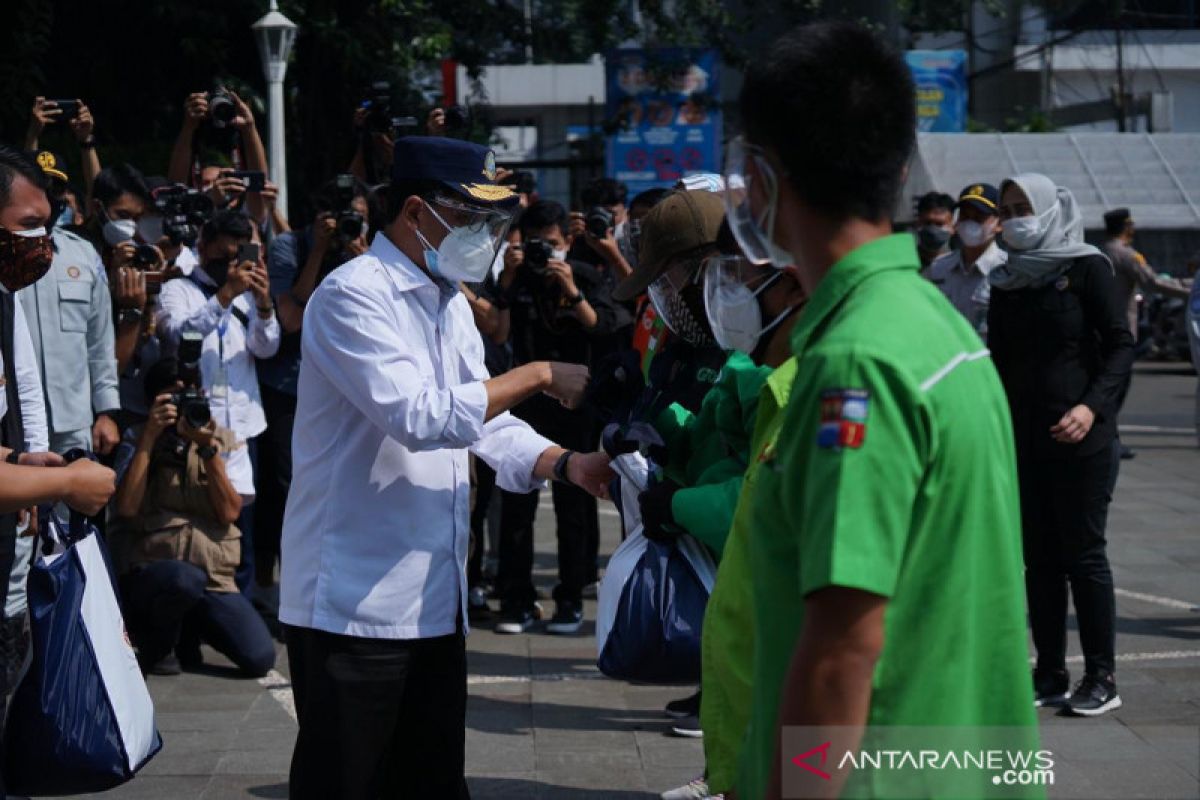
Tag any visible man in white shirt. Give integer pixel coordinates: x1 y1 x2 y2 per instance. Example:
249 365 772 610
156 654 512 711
925 182 1007 339
157 209 279 591
280 137 613 799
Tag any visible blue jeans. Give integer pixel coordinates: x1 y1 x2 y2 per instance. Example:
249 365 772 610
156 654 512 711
121 560 275 677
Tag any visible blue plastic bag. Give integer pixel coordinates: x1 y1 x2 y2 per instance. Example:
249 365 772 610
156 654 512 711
3 510 162 795
596 453 716 684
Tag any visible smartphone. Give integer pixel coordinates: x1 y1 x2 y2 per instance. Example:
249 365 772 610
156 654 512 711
237 242 261 264
229 170 266 192
49 99 80 122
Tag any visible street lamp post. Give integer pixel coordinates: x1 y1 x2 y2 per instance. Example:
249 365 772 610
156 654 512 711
252 0 298 214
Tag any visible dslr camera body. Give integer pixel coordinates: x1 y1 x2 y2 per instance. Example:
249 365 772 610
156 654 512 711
332 174 365 241
206 88 237 129
362 81 417 136
153 184 215 248
585 206 614 239
171 332 212 430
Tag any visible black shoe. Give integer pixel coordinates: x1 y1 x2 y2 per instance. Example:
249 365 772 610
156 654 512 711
141 653 181 676
1066 674 1122 717
545 601 583 635
1032 668 1070 707
669 714 703 738
495 607 537 635
1119 444 1136 460
665 690 701 719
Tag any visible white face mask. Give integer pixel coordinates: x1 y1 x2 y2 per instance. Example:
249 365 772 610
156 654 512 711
1001 216 1042 251
702 256 786 354
956 219 996 249
551 248 568 261
102 214 138 247
416 201 503 284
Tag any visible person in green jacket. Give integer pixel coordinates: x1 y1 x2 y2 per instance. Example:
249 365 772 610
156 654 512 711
730 23 1040 800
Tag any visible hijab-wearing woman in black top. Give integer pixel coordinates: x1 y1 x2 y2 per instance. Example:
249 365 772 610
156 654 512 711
988 173 1134 717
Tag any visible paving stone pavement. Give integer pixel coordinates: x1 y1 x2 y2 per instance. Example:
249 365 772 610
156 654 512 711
59 363 1199 799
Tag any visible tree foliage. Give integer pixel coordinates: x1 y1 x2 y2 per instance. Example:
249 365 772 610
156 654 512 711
0 0 988 217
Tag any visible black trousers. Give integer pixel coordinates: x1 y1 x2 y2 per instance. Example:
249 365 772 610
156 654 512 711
1020 439 1120 678
254 385 297 584
496 396 599 611
285 624 470 800
122 561 276 677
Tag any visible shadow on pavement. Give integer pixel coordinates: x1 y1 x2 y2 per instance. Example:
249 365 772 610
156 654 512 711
468 694 664 734
1116 614 1200 641
248 783 288 798
468 776 652 798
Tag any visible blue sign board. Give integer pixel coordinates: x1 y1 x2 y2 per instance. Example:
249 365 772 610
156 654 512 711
906 50 967 132
605 48 723 196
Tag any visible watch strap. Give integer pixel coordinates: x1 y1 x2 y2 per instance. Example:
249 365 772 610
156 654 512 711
553 450 575 485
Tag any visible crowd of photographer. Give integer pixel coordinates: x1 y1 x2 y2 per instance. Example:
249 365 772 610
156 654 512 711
0 84 660 686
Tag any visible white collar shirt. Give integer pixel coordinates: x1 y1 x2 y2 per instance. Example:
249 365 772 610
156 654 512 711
926 241 1006 336
279 235 554 640
155 269 281 445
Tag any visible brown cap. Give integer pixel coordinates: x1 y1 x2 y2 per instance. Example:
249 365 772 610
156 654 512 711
613 190 724 302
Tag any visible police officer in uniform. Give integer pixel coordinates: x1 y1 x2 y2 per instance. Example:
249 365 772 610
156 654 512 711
17 151 121 456
280 138 614 799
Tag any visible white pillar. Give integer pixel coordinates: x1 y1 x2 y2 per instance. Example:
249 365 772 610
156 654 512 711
268 77 288 214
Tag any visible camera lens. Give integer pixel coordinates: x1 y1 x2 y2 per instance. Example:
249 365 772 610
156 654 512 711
183 398 211 429
208 93 236 128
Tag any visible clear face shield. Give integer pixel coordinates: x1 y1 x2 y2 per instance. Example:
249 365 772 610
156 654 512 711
722 136 793 268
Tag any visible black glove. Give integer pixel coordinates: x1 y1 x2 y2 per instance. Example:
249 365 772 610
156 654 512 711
639 478 682 542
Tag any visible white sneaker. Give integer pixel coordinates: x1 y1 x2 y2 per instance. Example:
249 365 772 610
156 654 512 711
661 776 709 800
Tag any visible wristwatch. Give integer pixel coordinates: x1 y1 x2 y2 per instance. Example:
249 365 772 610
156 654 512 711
565 291 584 307
553 450 575 485
117 307 143 325
196 444 219 461
79 136 97 150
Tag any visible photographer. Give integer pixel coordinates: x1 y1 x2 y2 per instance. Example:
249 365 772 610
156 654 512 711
71 164 166 394
569 177 633 281
17 152 121 456
492 200 622 635
157 209 280 592
167 90 277 233
25 96 100 202
252 176 367 598
112 357 274 677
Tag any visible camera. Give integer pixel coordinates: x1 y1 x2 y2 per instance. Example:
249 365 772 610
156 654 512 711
361 82 417 135
333 174 365 240
132 243 159 267
442 104 470 137
172 332 211 429
523 238 553 275
153 184 214 247
502 170 536 196
207 89 237 129
586 206 614 239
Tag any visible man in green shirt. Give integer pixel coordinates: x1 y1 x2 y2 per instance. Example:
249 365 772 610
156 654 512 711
728 23 1040 799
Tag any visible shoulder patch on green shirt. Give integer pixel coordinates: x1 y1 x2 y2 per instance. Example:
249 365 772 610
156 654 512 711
817 388 869 450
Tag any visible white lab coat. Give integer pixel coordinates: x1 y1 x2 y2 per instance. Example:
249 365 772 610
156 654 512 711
279 235 554 640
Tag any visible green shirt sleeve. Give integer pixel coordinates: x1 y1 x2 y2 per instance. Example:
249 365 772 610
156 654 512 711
671 469 743 557
780 349 930 599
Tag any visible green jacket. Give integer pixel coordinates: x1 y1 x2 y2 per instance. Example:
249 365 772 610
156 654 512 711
699 355 795 794
655 350 772 559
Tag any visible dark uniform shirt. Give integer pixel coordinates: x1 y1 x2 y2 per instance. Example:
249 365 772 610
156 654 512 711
988 254 1135 460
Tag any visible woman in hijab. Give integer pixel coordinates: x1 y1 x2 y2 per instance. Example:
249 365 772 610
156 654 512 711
988 173 1134 718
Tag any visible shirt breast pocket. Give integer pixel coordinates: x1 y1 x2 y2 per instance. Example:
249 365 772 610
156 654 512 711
58 280 93 333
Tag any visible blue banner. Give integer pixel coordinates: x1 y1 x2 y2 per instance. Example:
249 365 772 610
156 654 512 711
605 48 723 196
906 50 967 133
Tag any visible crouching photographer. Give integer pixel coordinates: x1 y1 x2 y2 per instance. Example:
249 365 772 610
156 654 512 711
111 352 275 678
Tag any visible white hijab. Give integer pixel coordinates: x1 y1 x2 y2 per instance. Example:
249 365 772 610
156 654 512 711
989 173 1107 291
